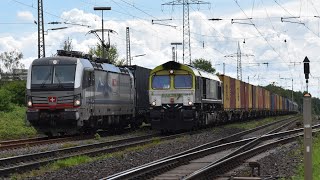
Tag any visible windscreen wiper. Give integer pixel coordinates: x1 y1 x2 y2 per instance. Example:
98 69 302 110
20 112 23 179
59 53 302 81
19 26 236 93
40 73 52 88
54 72 64 88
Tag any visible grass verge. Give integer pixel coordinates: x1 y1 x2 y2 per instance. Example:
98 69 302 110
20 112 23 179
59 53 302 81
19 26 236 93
0 105 37 140
291 133 320 179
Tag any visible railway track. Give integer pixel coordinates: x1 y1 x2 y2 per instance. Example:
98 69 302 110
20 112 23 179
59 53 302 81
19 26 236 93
0 132 195 177
0 135 90 151
0 115 297 178
103 116 303 180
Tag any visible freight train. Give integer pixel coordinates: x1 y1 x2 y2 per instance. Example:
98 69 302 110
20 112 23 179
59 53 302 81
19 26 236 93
26 50 150 136
149 61 298 132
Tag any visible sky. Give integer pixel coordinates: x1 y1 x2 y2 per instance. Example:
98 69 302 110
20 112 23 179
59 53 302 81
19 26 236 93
1 0 320 98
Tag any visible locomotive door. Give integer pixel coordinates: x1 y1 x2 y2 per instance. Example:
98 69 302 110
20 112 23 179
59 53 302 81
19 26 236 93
88 71 95 117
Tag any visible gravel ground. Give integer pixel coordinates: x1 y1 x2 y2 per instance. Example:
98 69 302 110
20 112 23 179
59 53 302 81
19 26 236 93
23 127 244 180
225 142 302 179
0 128 156 159
6 115 303 180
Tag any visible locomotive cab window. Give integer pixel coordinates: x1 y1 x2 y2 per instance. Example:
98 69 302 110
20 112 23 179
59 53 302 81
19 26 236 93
174 75 192 89
152 75 170 89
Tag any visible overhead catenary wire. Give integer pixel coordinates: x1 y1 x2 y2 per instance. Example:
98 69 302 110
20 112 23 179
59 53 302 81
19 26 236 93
233 0 293 78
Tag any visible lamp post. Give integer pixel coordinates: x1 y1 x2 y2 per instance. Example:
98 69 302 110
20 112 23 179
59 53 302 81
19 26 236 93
171 42 182 62
131 54 146 65
94 7 111 59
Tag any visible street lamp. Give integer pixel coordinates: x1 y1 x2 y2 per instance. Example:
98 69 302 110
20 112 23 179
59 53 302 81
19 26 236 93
44 27 68 35
171 42 182 62
131 54 146 65
94 6 111 59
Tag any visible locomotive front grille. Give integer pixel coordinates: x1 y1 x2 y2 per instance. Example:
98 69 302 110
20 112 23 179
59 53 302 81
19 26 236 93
32 95 74 104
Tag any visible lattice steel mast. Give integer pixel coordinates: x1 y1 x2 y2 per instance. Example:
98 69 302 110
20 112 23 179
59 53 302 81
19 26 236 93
126 27 131 65
162 0 209 65
38 0 45 58
225 42 254 80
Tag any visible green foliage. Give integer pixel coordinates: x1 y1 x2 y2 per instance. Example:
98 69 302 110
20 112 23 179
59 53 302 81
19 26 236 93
0 88 12 111
52 156 92 169
94 133 101 140
0 105 36 140
2 80 26 106
191 58 216 73
88 43 121 65
0 50 24 73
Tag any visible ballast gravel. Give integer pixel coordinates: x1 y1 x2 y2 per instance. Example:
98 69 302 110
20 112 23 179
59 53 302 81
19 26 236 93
25 127 243 180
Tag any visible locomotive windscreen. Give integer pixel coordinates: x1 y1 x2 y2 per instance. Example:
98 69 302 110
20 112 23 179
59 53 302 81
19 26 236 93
152 75 170 89
174 75 192 89
31 65 76 89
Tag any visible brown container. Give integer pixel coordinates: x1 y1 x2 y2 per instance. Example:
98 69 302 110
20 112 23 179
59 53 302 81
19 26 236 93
248 84 253 109
252 85 257 109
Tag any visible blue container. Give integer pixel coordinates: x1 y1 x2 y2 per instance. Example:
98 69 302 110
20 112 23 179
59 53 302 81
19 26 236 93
270 93 275 111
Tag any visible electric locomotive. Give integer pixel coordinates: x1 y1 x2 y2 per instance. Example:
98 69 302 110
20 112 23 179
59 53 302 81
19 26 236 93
26 50 150 135
149 61 223 131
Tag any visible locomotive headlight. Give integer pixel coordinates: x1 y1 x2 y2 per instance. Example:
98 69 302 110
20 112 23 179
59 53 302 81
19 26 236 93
27 97 32 107
188 101 193 106
74 95 81 107
152 101 156 106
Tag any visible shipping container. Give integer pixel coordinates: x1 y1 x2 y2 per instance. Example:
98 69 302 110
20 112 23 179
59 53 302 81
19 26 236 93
252 85 257 109
230 77 236 109
243 83 249 110
248 84 253 109
221 75 231 109
124 65 151 114
258 87 263 110
235 79 241 109
265 90 270 110
270 93 275 111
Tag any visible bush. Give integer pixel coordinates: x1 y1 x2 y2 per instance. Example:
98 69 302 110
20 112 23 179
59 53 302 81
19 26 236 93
2 80 26 106
0 88 12 111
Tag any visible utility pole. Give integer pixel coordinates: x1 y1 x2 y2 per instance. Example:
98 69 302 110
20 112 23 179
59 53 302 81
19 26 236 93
224 42 254 80
38 0 45 58
162 0 210 65
126 27 131 65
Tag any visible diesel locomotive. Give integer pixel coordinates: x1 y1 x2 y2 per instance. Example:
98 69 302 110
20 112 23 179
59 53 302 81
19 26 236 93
26 50 150 135
149 61 298 132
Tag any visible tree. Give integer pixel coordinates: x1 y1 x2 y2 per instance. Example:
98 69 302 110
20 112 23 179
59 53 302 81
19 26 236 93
62 37 73 51
191 58 215 74
88 43 122 65
0 51 24 73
